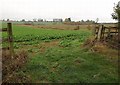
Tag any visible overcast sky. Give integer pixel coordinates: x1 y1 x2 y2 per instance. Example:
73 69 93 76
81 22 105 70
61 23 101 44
0 0 119 22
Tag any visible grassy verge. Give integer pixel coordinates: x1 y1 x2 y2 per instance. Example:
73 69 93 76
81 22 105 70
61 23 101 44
20 45 118 83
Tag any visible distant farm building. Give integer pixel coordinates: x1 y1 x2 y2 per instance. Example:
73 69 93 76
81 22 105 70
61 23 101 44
53 19 63 22
24 21 33 25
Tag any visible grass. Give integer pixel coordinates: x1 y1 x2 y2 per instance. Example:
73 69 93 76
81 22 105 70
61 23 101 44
21 46 118 83
2 23 118 83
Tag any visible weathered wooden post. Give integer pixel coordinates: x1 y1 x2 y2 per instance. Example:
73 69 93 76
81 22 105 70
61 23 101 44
102 25 105 40
108 28 111 38
97 25 103 41
7 23 14 58
93 25 99 38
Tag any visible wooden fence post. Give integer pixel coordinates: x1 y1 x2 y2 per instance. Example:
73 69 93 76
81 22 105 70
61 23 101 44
94 25 99 38
97 25 103 41
7 23 14 58
101 25 105 40
108 28 111 38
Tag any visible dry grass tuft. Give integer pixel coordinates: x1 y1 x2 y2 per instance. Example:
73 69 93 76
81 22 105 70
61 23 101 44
2 50 31 83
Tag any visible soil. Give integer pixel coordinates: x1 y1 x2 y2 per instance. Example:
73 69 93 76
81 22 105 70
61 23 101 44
17 24 94 30
39 40 59 53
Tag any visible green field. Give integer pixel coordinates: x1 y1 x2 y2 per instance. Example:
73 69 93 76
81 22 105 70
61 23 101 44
2 24 91 48
2 23 118 83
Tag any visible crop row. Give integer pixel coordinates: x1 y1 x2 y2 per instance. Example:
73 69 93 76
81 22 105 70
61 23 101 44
12 32 89 42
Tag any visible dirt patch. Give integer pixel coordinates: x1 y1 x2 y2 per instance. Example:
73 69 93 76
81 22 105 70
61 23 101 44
17 24 75 30
41 40 59 47
39 40 59 53
74 59 81 65
17 24 94 30
14 40 60 55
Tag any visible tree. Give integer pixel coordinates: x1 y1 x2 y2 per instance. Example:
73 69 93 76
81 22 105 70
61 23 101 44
7 19 9 21
81 20 84 22
111 1 120 20
33 18 37 22
21 19 25 22
112 1 120 41
86 19 90 22
65 18 71 22
68 18 71 22
38 18 43 22
96 18 99 23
